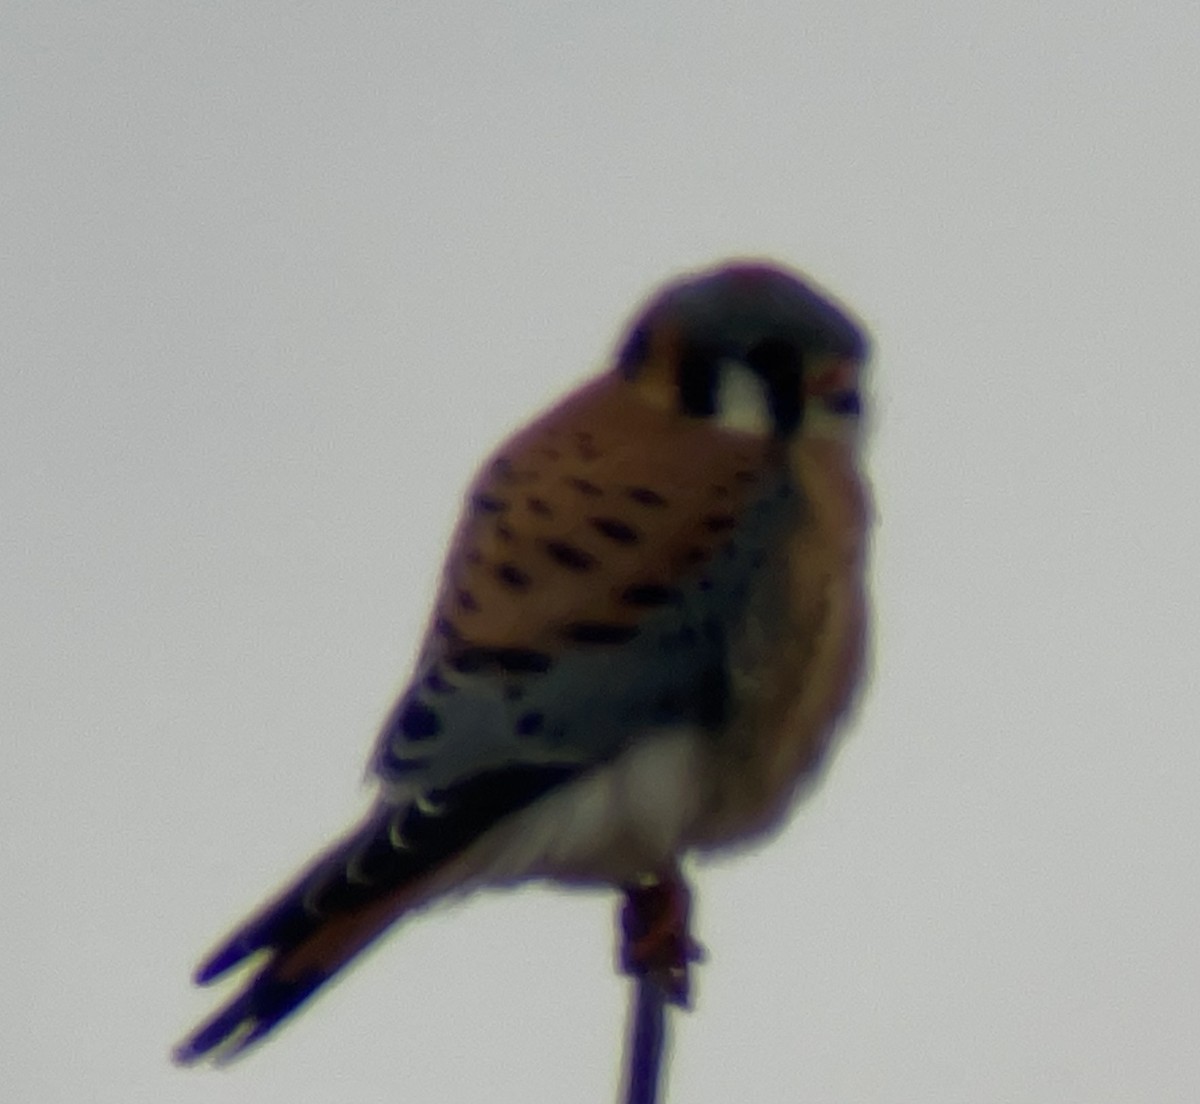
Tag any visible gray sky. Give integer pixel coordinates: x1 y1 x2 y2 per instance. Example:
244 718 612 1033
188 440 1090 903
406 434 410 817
5 4 1199 1102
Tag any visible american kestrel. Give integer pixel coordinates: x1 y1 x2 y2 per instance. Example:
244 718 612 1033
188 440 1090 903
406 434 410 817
174 259 871 1064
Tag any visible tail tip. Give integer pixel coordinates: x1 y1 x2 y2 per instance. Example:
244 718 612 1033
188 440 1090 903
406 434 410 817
174 969 328 1066
193 933 270 985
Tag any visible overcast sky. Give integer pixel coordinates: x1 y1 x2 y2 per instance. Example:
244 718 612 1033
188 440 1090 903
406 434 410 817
5 4 1200 1102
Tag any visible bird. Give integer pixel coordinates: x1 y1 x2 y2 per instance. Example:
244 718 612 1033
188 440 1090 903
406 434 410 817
173 259 873 1065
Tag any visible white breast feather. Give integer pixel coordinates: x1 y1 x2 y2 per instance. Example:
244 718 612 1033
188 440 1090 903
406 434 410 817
445 727 707 888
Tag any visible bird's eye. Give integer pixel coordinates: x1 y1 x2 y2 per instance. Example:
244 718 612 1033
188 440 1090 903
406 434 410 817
825 390 862 417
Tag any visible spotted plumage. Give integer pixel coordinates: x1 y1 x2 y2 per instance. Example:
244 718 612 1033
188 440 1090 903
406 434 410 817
175 259 872 1065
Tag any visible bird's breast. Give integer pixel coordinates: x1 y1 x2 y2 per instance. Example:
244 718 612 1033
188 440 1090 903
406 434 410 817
691 435 872 849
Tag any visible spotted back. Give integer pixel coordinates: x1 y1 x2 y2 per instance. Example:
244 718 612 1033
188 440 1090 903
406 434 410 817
373 374 798 789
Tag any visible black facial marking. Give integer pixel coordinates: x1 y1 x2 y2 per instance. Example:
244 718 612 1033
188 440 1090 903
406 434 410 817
677 347 718 418
562 621 640 645
451 647 553 674
620 583 679 608
627 486 667 507
542 540 597 571
744 337 803 436
494 562 532 590
590 517 640 544
398 699 441 741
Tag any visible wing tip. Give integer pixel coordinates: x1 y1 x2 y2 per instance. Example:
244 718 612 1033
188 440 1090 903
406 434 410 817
193 942 250 986
192 898 315 985
173 969 328 1066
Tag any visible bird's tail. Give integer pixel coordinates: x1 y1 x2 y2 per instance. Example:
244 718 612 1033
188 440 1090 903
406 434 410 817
174 765 576 1064
172 806 424 1064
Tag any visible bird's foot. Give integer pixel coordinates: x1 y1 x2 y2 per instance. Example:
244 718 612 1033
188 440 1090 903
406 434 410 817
619 873 704 1008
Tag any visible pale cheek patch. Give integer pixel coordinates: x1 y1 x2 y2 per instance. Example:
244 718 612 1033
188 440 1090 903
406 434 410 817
714 360 773 436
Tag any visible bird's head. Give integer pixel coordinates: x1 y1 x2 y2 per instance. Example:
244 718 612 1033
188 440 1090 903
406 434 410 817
615 261 869 442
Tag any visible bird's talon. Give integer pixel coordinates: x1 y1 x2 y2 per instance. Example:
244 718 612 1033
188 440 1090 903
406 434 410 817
619 874 700 1005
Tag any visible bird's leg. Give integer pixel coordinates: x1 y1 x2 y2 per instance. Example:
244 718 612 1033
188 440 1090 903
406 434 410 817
619 869 704 1008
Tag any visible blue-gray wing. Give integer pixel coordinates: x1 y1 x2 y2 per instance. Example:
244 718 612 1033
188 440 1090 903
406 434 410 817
373 467 797 793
